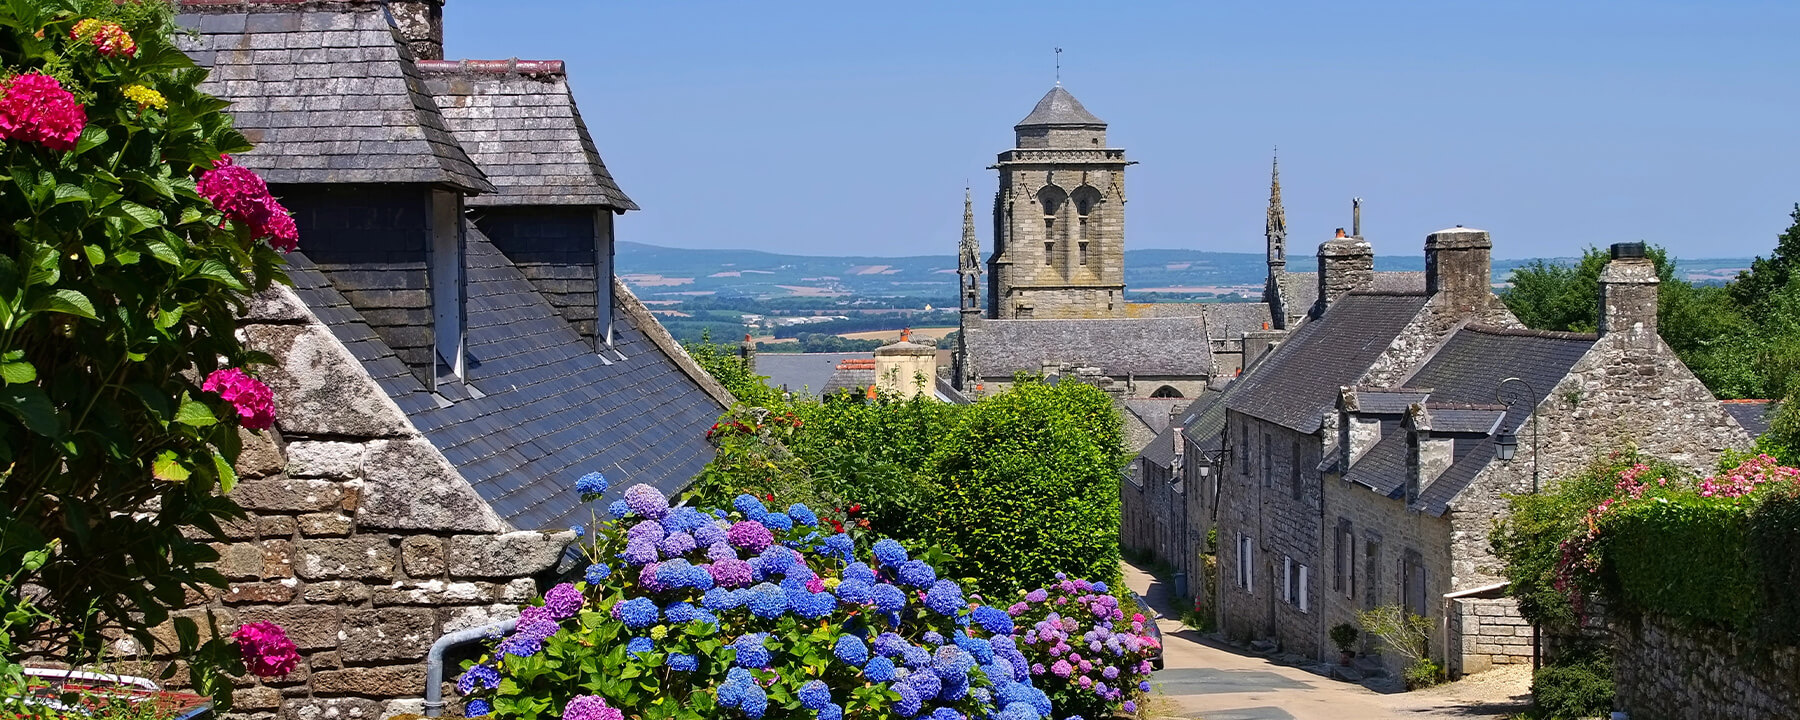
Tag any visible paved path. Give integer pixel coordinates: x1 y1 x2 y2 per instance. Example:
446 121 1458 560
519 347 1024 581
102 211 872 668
1123 561 1531 720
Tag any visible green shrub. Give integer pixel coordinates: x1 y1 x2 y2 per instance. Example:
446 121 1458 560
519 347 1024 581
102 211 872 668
684 331 784 407
1357 605 1432 674
1402 658 1443 690
1329 623 1359 654
1531 650 1614 719
1599 495 1757 629
0 0 290 701
925 380 1127 597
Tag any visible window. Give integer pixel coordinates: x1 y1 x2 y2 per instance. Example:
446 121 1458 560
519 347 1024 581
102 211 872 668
1299 565 1310 613
1334 519 1355 598
1261 433 1272 487
1239 421 1249 474
1044 241 1054 266
1290 440 1303 500
1236 533 1254 591
1364 536 1383 610
1403 550 1429 617
1079 241 1089 266
1283 555 1293 603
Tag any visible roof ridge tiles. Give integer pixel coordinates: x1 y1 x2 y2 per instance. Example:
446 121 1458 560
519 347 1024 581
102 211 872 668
1421 402 1507 411
179 0 380 8
418 59 568 76
1461 323 1598 341
1344 289 1430 298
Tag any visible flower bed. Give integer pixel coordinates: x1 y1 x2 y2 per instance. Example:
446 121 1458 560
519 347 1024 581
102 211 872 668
1007 576 1158 719
455 477 1058 720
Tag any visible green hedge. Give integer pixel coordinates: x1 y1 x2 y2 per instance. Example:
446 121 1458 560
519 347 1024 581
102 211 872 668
1600 497 1759 630
1749 488 1800 643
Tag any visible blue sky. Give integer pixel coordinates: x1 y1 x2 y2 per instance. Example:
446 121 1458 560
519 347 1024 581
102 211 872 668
446 1 1799 260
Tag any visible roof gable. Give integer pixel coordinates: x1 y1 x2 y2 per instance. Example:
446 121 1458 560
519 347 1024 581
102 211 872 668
176 2 492 192
964 316 1214 379
1226 292 1432 432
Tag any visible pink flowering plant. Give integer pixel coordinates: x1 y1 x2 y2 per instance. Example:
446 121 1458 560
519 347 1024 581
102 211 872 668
455 475 1057 720
0 0 295 708
1004 575 1158 719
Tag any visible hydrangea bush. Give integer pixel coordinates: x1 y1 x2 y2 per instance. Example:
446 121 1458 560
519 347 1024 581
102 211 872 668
1004 576 1158 719
0 0 293 699
457 476 1055 720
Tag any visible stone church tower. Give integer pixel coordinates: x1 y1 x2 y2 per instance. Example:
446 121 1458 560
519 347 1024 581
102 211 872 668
986 86 1130 319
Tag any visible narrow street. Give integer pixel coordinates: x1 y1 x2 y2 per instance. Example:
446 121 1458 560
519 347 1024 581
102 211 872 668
1123 561 1532 720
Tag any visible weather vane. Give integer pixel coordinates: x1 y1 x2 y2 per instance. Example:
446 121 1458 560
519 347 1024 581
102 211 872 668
1055 47 1062 85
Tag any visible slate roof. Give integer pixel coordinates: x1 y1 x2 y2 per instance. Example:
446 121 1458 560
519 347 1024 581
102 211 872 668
1203 303 1276 338
1016 86 1105 128
1389 325 1596 514
422 60 638 210
176 2 492 193
1722 400 1777 438
753 352 872 396
1427 406 1508 434
1125 398 1190 439
963 316 1214 379
1225 292 1433 433
1279 272 1319 320
287 224 724 531
1349 388 1432 415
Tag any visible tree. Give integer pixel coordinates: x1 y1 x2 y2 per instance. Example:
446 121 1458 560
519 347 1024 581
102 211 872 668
1731 204 1800 319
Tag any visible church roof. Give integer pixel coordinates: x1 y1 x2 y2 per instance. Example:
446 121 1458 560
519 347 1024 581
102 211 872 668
1016 86 1106 129
964 316 1213 379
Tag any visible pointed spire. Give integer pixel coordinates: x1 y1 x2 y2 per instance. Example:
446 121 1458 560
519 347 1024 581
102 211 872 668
1266 151 1287 267
961 187 978 262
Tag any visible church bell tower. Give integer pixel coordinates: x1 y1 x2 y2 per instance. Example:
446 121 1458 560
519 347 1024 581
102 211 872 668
987 86 1130 319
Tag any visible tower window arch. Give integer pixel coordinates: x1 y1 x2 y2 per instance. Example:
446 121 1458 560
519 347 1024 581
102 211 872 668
1072 185 1102 217
1150 385 1184 399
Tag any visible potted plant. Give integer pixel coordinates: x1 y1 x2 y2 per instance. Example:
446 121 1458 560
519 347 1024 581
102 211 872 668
1330 623 1359 665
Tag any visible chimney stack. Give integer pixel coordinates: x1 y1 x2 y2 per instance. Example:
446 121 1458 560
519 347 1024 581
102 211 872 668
1599 242 1659 342
1314 228 1374 318
874 333 938 400
1425 226 1493 315
387 0 446 61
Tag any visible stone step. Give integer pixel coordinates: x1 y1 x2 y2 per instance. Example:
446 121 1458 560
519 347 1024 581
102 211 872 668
1329 664 1365 682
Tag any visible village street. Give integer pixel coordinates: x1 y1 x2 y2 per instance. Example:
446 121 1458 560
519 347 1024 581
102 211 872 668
1124 562 1533 720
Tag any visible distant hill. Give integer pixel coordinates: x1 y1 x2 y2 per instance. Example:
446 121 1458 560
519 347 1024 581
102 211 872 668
616 241 1753 305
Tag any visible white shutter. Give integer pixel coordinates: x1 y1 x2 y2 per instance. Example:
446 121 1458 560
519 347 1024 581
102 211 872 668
1283 556 1292 604
1299 566 1310 613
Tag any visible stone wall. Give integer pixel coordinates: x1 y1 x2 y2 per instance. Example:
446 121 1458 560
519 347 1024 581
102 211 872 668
1448 597 1533 676
1613 613 1799 720
990 152 1128 320
1319 473 1455 675
166 286 570 720
1215 412 1327 656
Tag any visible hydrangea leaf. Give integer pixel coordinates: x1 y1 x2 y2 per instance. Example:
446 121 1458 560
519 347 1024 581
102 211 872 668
152 450 190 483
174 396 216 428
31 288 96 320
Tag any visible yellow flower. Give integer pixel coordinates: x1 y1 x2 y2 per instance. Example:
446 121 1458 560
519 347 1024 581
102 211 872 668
649 625 668 640
824 577 842 590
123 84 166 110
71 18 102 40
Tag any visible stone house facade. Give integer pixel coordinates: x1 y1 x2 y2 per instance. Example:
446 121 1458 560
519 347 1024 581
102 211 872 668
151 1 731 717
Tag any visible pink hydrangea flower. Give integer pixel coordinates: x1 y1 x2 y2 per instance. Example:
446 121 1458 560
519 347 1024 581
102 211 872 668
232 621 300 678
202 367 275 431
563 695 623 720
0 72 86 151
197 155 299 252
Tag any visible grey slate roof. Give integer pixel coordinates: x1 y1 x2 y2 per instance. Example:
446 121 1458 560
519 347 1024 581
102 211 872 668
176 3 493 193
1016 86 1105 128
422 61 638 210
1280 272 1320 321
1349 388 1432 415
1371 271 1428 292
1226 292 1433 433
1427 406 1508 435
822 367 876 396
964 316 1214 379
1203 303 1276 338
753 352 872 396
287 224 724 531
1125 398 1190 439
1723 401 1776 438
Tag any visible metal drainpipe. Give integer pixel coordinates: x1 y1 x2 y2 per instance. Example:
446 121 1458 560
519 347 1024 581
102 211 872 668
423 618 518 717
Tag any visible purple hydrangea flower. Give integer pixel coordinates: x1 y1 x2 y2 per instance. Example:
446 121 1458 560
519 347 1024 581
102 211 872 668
628 519 666 543
661 532 697 556
456 665 499 693
499 634 541 657
1123 700 1138 714
621 539 659 566
727 521 774 553
1024 588 1049 603
623 483 669 519
514 606 559 641
563 695 622 720
542 583 583 619
710 558 755 588
707 542 739 562
1102 665 1120 680
694 521 728 547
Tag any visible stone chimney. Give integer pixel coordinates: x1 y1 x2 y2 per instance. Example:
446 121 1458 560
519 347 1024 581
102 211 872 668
387 0 446 61
1313 228 1374 318
1425 226 1494 316
1403 404 1454 507
1599 242 1659 343
873 330 937 400
739 333 757 364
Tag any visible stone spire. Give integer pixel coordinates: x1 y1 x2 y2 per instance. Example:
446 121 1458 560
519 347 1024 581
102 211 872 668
956 189 982 391
1266 153 1287 268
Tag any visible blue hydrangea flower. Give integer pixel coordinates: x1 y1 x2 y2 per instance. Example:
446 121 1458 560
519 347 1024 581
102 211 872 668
664 601 702 624
656 559 714 590
718 671 768 719
614 597 659 629
931 707 962 720
894 683 923 717
940 673 969 702
787 503 819 526
463 698 493 717
996 702 1035 720
844 562 876 583
608 500 630 519
746 583 786 619
668 652 698 672
902 645 932 669
873 539 908 566
922 631 945 646
798 680 832 710
661 532 697 556
924 580 964 616
627 636 655 656
1139 680 1152 692
864 655 897 682
834 635 869 665
621 539 659 566
733 494 768 519
499 634 541 658
575 471 608 495
970 688 991 706
758 545 795 574
456 665 499 694
584 563 612 585
763 512 795 531
870 583 907 613
569 524 586 537
819 703 843 720
835 578 872 603
905 670 941 701
733 632 772 668
952 633 994 664
970 606 1014 635
897 560 937 588
703 587 742 611
694 522 727 547
823 533 854 560
794 591 837 619
1091 581 1110 593
933 646 976 677
873 632 908 657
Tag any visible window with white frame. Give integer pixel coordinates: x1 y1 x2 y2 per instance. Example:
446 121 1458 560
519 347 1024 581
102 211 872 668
1236 533 1254 591
1282 556 1310 613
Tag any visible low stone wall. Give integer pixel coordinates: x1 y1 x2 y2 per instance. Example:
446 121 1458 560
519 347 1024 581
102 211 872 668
1613 613 1800 720
148 287 571 720
1449 597 1533 676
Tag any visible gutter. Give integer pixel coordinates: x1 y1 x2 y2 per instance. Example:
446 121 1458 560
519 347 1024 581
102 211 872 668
423 618 518 717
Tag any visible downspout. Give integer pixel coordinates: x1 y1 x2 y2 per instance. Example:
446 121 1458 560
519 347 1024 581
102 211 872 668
424 618 518 717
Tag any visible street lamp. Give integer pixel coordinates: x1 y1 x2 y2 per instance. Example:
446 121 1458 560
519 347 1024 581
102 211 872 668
1494 375 1541 672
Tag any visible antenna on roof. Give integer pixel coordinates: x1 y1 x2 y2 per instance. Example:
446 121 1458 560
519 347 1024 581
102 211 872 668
1055 47 1063 85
